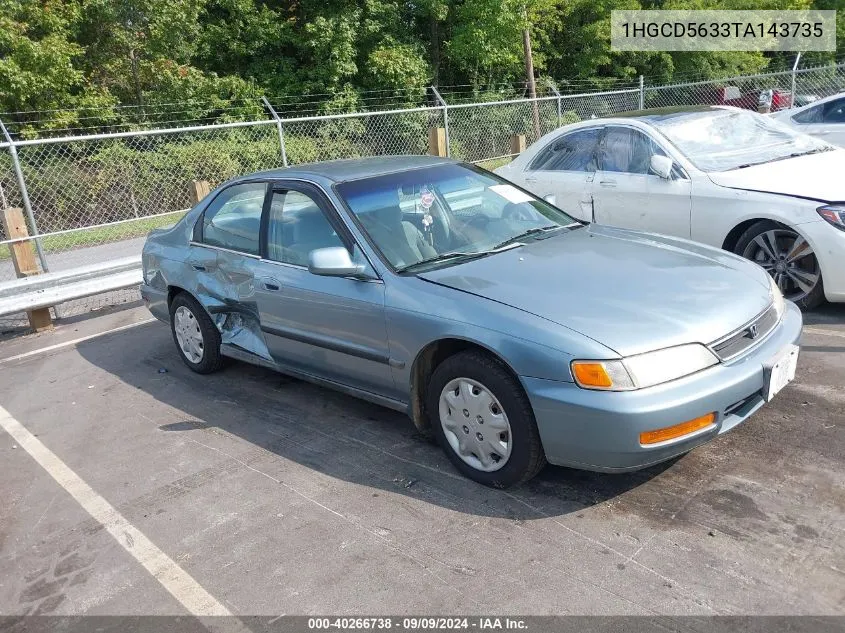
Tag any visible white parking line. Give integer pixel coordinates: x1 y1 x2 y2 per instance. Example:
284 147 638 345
804 327 845 340
0 319 155 364
0 405 230 616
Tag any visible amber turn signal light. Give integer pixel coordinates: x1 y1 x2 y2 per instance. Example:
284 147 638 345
571 362 613 388
639 413 716 446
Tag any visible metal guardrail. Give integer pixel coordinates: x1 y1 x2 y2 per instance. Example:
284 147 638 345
0 257 141 317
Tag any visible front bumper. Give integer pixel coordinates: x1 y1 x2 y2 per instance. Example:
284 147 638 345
523 301 803 472
800 219 845 303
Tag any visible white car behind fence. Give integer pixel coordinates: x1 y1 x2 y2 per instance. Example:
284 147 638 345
770 91 845 148
497 105 845 310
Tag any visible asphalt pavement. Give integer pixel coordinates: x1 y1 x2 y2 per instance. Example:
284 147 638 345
0 304 843 616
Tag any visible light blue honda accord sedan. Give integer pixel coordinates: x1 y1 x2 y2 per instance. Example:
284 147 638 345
140 156 802 487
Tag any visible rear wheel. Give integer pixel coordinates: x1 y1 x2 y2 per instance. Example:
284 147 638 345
169 292 224 373
426 351 545 488
735 220 825 310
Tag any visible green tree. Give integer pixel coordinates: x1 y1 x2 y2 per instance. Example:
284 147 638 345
0 0 115 133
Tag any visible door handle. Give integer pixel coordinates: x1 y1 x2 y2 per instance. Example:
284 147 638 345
261 278 281 291
191 264 206 272
524 177 538 184
599 180 617 187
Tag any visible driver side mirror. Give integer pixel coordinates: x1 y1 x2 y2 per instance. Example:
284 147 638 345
308 247 366 277
543 194 556 206
650 155 674 180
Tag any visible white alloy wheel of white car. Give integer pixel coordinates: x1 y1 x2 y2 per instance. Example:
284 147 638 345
496 105 845 310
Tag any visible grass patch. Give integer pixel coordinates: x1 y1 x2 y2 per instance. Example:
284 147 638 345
1 212 186 262
474 156 514 171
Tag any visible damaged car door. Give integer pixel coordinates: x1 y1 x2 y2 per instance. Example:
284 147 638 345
252 183 396 398
191 180 270 357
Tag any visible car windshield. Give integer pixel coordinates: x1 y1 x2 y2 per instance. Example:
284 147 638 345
651 109 833 172
335 163 579 272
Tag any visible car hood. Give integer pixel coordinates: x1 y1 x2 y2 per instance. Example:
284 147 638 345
418 224 772 357
707 150 845 202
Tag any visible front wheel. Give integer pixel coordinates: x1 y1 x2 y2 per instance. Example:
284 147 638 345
735 220 825 310
426 351 546 488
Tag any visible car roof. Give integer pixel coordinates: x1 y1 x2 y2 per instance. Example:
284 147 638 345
608 104 727 123
544 105 735 134
246 155 458 184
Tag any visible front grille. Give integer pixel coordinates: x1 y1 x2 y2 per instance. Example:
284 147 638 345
709 304 779 361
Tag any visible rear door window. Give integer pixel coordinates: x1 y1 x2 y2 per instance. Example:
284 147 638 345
528 128 601 171
793 104 824 124
822 97 845 123
198 182 267 255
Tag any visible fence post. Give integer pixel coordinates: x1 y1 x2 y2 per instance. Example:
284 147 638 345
510 135 527 156
639 75 645 110
0 118 49 274
428 128 448 157
189 180 211 206
547 80 562 128
262 97 288 167
430 86 451 158
1 206 53 330
791 52 802 108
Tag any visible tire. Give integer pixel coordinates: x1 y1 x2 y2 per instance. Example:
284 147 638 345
426 350 546 488
169 292 225 374
734 220 826 311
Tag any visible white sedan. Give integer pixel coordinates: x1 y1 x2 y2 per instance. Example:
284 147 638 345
496 105 845 309
770 91 845 147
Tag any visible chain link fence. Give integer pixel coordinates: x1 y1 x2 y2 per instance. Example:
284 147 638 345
448 97 559 163
1 60 844 333
279 107 446 164
645 64 845 111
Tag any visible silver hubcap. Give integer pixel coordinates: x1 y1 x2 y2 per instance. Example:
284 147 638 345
174 306 204 364
438 378 512 472
742 229 820 302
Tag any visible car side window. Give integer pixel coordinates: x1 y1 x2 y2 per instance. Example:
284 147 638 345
199 182 266 255
822 97 845 123
265 189 345 267
528 128 600 172
793 104 824 124
599 127 666 175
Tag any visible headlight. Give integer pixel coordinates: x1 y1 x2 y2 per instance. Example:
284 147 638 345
768 274 785 320
817 204 845 231
571 344 719 391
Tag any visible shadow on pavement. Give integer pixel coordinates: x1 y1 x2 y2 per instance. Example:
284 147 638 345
802 301 845 326
75 320 678 521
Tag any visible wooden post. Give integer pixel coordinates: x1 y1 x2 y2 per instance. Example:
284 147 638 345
189 180 211 206
428 127 447 157
1 206 53 331
510 134 527 156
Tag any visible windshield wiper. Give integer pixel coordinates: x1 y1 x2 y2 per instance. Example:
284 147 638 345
397 243 522 274
491 225 565 250
736 146 835 169
398 225 571 273
788 146 835 158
